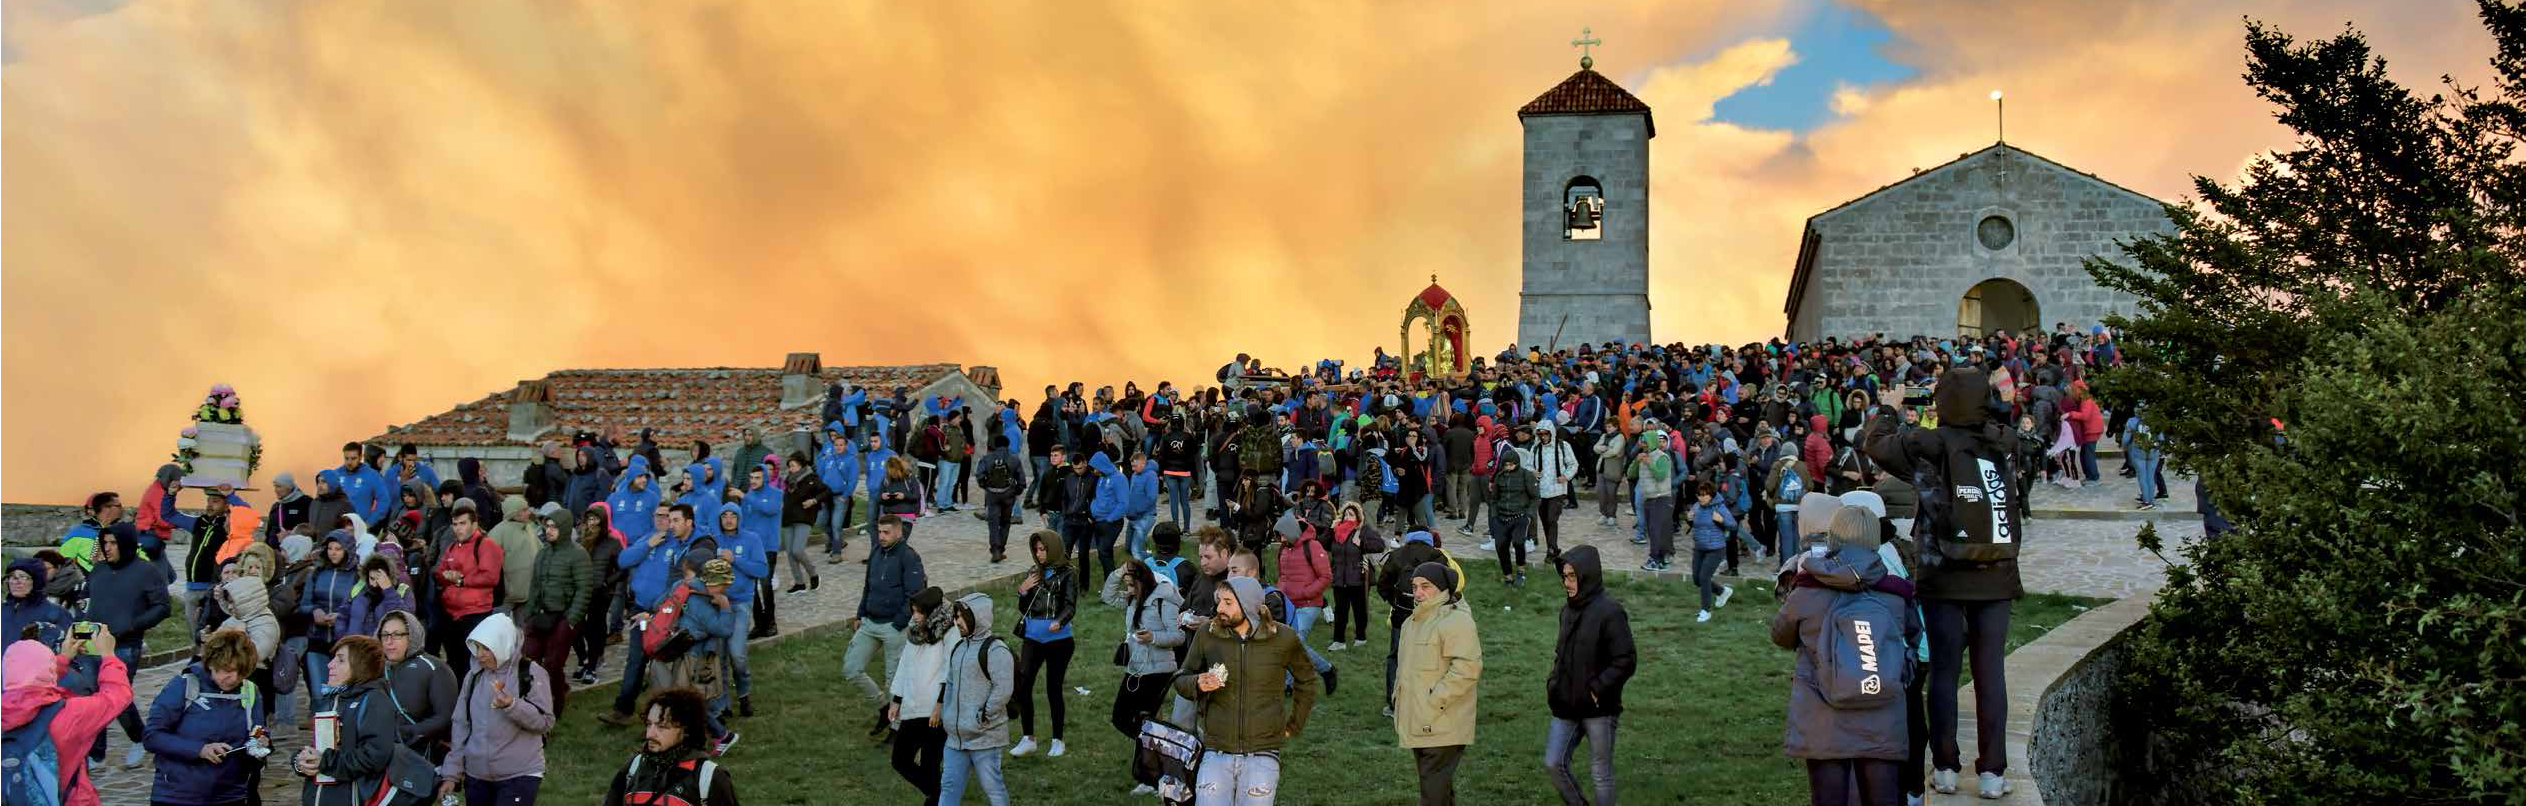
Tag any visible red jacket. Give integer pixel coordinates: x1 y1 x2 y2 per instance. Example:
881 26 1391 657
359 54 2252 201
0 653 132 806
2068 399 2107 444
135 481 178 542
1469 417 1498 477
434 531 505 619
1275 535 1331 608
1802 415 1832 486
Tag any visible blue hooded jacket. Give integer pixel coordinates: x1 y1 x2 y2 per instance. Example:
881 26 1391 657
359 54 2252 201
1124 462 1160 520
1088 452 1129 523
718 502 770 605
298 531 362 647
141 663 265 806
618 525 702 612
608 456 661 545
739 475 783 545
4 558 72 647
997 407 1024 455
817 424 862 500
859 439 899 494
336 461 391 527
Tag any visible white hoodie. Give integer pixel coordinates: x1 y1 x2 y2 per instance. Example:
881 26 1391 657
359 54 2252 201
890 616 962 722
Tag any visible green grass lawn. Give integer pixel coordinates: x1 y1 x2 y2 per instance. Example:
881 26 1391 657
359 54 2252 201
536 560 2106 805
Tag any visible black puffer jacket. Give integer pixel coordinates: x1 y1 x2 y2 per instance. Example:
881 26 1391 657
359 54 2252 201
1547 547 1636 720
1864 368 2024 602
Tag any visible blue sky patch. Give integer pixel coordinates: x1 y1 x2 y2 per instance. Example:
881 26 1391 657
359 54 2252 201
1711 2 1914 131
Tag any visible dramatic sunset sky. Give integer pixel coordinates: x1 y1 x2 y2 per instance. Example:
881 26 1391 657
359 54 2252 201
2 0 2495 504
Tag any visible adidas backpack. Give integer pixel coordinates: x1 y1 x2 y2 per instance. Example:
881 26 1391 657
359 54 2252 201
1912 426 2022 564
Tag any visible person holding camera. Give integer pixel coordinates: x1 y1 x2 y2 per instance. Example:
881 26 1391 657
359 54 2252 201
141 629 267 806
3 628 133 806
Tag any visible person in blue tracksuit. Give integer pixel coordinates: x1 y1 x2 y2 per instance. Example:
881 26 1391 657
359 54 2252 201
609 456 662 547
680 458 727 526
1122 454 1160 561
713 502 771 716
599 505 714 726
817 425 862 557
335 442 392 529
739 465 783 551
858 431 900 547
1085 452 1129 587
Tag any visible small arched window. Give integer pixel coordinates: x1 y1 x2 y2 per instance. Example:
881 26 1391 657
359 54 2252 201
1564 176 1604 241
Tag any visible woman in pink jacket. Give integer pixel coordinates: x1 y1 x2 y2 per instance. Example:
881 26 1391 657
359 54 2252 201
3 636 135 806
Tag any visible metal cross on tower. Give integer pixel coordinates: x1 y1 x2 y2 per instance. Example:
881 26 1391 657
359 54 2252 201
1573 27 1601 70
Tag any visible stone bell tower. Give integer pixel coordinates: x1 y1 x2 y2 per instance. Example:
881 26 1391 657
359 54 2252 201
1516 28 1654 351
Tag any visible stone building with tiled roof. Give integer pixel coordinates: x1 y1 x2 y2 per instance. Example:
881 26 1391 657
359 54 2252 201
1783 142 2170 342
1517 59 1654 351
372 353 1000 488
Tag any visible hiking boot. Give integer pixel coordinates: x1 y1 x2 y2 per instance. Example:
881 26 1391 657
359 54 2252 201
1977 772 2012 799
597 709 637 727
1009 737 1039 757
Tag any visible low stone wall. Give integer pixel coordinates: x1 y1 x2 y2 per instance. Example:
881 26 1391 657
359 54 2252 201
4 504 87 549
2018 593 2157 805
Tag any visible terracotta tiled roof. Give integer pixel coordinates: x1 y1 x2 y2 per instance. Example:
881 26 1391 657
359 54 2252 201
376 363 992 448
1518 69 1655 137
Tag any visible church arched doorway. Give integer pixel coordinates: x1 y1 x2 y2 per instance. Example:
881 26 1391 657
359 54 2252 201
1957 278 2039 339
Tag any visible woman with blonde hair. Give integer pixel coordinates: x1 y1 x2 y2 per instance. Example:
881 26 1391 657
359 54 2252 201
871 455 928 543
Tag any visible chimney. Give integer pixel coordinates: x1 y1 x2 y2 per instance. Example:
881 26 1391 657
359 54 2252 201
506 380 556 443
966 366 1002 395
779 352 823 410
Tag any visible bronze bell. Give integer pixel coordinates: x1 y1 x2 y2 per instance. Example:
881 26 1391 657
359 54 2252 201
1566 198 1600 230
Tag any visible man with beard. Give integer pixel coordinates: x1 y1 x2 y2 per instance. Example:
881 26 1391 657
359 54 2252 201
1172 576 1318 801
602 688 739 806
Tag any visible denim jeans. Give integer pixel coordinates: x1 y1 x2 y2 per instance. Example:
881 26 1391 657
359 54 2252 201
2078 440 2101 482
1196 750 1281 805
1026 456 1051 504
985 490 1019 558
304 647 332 716
1088 519 1123 587
842 621 908 705
1631 485 1645 541
1125 514 1156 560
728 624 753 698
1287 606 1331 674
1545 715 1619 806
933 461 962 509
781 524 816 586
1775 509 1801 566
1165 475 1194 526
2133 446 2163 503
939 745 1009 806
822 494 853 554
611 620 649 715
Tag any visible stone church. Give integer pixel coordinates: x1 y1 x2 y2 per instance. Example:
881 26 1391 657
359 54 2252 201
1517 64 1654 350
1783 143 2173 342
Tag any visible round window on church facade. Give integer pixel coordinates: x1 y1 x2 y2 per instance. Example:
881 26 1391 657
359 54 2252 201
1977 215 2016 250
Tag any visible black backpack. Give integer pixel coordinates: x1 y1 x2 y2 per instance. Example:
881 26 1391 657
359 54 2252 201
1911 426 2023 564
978 454 1017 492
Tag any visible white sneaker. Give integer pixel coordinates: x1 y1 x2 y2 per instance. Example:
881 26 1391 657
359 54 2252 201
1932 768 1959 794
1008 737 1038 757
123 742 147 769
1525 539 1536 553
1048 739 1067 758
1715 586 1734 609
1477 539 1494 551
1906 795 1923 806
1978 772 2011 799
1599 516 1615 526
1327 641 1346 651
1695 610 1712 623
1130 784 1157 796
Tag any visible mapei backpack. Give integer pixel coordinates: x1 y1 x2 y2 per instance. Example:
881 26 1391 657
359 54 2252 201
2 702 66 806
1815 590 1908 710
1912 427 2022 564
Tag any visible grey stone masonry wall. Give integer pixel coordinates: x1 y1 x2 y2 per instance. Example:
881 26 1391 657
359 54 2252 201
1521 114 1651 350
1791 145 2173 341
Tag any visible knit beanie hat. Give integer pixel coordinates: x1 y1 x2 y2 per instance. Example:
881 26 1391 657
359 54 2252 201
1411 561 1454 596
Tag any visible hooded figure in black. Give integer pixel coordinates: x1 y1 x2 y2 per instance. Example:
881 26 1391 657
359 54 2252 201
1544 545 1635 805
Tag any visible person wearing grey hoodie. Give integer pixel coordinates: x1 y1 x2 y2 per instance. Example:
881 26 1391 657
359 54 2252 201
438 612 554 805
1101 559 1186 796
1173 576 1320 802
938 592 1016 806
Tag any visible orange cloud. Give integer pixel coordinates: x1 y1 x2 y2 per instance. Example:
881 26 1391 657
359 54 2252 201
0 0 2495 505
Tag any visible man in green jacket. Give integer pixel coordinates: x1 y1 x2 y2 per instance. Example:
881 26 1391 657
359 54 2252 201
522 503 592 712
1173 576 1318 801
1484 451 1541 586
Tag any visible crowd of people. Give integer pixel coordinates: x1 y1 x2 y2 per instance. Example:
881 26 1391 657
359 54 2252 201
0 323 2154 806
